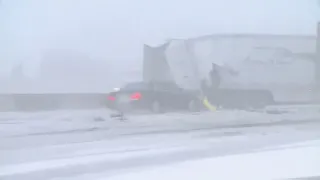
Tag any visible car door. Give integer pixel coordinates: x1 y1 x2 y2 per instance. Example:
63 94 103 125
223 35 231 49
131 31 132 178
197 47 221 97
151 82 174 110
159 82 190 110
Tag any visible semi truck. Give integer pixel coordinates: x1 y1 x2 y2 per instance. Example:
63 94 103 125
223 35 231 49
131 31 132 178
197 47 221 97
143 32 319 109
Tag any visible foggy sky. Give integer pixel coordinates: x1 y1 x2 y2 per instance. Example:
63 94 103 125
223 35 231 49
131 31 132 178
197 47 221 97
0 0 319 76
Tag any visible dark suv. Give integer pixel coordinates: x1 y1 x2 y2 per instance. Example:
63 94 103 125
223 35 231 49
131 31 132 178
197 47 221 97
106 81 202 113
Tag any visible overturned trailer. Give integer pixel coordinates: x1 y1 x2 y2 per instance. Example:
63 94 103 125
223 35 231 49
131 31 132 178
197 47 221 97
143 33 319 107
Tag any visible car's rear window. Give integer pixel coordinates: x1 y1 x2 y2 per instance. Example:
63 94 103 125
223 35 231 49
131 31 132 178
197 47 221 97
123 82 150 90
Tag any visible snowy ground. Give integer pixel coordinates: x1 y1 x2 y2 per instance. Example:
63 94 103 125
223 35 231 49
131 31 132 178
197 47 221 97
1 108 320 180
107 140 320 180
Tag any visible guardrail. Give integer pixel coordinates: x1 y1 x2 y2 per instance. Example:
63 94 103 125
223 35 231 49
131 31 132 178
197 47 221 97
0 94 109 112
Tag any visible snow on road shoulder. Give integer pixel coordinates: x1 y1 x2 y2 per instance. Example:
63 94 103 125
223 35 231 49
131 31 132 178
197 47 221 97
0 145 188 177
105 140 320 180
0 109 112 137
1 108 320 138
253 139 320 152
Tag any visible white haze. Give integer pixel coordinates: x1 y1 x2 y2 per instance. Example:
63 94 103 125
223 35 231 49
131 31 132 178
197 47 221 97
0 0 319 93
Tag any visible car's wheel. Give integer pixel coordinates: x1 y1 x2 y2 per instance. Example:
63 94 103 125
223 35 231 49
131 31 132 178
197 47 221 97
188 99 200 112
151 101 162 113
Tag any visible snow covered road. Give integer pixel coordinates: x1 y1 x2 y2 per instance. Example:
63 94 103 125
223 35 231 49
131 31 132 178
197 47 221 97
1 108 320 180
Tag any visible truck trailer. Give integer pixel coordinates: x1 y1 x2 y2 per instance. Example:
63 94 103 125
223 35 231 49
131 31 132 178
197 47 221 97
143 32 319 109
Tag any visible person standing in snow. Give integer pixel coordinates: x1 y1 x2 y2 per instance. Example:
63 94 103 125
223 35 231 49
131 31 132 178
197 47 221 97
201 63 221 108
209 63 221 89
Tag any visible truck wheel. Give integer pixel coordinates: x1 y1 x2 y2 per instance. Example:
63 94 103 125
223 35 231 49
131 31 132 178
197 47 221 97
257 92 274 109
188 99 200 112
151 101 162 113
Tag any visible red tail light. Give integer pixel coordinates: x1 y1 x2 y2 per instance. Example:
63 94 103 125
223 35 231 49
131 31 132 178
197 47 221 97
130 92 142 100
108 95 116 101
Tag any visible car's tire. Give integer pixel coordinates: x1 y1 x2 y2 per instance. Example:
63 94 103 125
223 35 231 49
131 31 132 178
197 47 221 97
188 99 201 112
151 101 162 113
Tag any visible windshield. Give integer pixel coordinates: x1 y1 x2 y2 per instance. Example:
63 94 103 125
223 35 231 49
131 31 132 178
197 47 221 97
1 1 320 180
122 82 150 90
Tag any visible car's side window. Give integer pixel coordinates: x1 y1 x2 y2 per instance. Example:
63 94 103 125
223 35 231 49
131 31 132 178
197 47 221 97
151 83 164 91
152 82 179 92
163 83 182 92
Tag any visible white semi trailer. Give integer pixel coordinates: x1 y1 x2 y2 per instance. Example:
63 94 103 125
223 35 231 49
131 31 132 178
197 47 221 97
143 33 319 108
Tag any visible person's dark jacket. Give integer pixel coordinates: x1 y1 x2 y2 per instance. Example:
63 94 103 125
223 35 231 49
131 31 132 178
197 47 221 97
209 68 221 89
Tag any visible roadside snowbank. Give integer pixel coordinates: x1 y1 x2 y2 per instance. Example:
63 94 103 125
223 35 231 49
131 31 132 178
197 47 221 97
1 108 320 137
106 140 320 180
